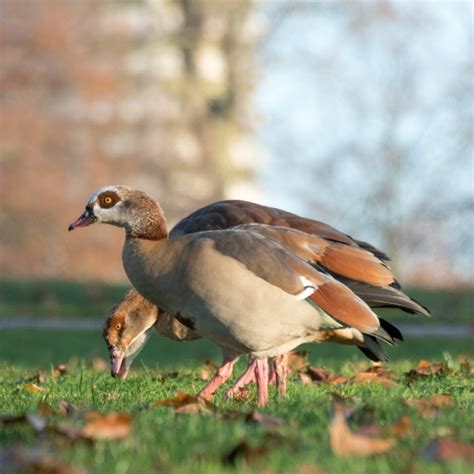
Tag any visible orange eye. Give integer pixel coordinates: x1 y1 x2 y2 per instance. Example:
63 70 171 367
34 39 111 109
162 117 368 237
104 196 113 204
115 323 122 331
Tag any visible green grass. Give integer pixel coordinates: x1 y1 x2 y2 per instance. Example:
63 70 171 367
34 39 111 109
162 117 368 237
1 278 473 322
0 331 473 473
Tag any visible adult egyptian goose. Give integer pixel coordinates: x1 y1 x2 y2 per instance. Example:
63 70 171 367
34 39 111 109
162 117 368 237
70 186 428 406
103 290 200 379
103 198 428 391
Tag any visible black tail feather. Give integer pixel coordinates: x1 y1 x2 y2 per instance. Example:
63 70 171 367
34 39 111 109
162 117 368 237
379 318 404 342
335 277 431 317
358 336 389 362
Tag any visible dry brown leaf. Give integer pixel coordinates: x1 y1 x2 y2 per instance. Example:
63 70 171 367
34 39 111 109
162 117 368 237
0 413 27 424
57 400 79 417
151 391 216 415
0 412 46 432
353 372 398 386
424 438 474 461
81 412 132 440
386 416 411 438
327 375 350 385
306 367 333 382
233 388 253 402
52 363 68 378
298 372 315 385
287 350 309 372
37 400 78 418
48 422 84 443
199 360 219 380
405 360 452 382
0 444 86 474
221 441 269 466
329 404 396 456
245 410 285 431
37 401 57 417
406 394 452 418
24 383 49 394
460 360 472 374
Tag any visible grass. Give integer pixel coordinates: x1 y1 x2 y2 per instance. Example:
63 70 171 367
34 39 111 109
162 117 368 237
1 278 473 322
1 331 473 473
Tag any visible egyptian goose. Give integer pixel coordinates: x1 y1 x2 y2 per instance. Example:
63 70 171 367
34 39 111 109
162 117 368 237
103 289 200 379
70 186 428 406
103 199 428 389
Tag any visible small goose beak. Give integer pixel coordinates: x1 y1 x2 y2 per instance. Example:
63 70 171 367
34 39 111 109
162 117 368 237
110 347 127 379
68 208 96 231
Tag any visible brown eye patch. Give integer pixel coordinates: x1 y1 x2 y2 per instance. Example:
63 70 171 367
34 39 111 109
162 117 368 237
98 191 120 209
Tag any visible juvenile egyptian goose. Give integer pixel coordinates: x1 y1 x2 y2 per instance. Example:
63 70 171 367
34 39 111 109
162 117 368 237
70 186 428 406
103 289 200 379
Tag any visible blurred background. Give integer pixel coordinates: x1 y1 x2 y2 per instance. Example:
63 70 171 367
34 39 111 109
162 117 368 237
0 1 472 363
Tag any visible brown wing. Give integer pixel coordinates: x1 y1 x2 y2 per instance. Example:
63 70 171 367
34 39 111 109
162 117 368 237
232 224 394 288
171 200 369 249
206 228 380 334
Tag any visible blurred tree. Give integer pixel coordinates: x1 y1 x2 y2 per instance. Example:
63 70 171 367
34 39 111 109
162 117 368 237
0 0 264 281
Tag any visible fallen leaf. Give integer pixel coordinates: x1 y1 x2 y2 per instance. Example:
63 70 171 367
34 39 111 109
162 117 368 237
221 441 269 466
24 382 49 394
406 394 452 418
81 412 132 440
424 438 474 461
353 372 398 386
298 372 315 385
0 414 27 424
287 351 309 372
386 416 411 438
306 367 333 382
327 375 350 385
0 413 46 432
37 401 57 417
199 360 219 380
57 400 79 417
245 410 285 431
151 391 196 408
233 388 253 402
0 444 86 474
48 422 84 443
329 404 396 456
52 364 68 378
151 392 216 415
460 360 472 374
405 360 452 382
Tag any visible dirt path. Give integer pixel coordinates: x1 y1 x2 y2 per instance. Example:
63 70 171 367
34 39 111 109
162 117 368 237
0 317 472 337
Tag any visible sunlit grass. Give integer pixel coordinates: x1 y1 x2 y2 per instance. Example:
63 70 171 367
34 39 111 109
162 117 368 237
1 334 472 474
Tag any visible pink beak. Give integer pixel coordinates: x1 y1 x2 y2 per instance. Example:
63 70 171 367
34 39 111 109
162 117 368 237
68 208 96 231
110 347 128 379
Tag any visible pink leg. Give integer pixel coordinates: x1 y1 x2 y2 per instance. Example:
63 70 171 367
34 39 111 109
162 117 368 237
268 357 277 385
226 357 257 399
199 358 236 400
273 353 289 397
255 358 269 407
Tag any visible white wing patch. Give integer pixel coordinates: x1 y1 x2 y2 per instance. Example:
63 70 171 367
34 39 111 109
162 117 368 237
295 276 316 301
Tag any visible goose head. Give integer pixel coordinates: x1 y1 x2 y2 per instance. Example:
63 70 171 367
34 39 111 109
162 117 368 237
68 185 167 239
103 290 159 379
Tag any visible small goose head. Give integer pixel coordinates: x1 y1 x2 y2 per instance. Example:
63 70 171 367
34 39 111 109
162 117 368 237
103 290 159 379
